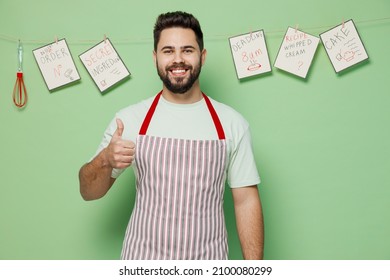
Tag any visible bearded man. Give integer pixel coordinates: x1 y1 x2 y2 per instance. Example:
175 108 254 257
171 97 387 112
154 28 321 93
79 11 264 260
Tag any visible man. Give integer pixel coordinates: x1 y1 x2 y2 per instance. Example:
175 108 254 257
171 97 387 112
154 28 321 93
79 11 264 260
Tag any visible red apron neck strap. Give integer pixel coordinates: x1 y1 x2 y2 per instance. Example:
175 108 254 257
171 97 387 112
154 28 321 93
139 91 162 135
139 91 226 140
202 93 225 140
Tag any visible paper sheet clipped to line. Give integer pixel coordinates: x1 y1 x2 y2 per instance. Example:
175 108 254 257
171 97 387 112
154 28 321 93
79 38 131 93
229 30 272 79
33 39 81 91
274 27 320 78
320 19 369 73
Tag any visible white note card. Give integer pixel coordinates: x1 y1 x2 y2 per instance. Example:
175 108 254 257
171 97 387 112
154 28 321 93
229 30 272 79
33 39 81 91
79 38 130 92
274 27 320 78
320 19 369 73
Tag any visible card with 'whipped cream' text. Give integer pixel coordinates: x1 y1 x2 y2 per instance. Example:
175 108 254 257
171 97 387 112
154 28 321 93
274 27 319 79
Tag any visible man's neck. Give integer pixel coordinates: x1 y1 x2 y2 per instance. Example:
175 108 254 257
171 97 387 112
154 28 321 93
161 84 203 104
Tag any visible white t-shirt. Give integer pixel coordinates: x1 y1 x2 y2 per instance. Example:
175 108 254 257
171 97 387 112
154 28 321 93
94 94 260 188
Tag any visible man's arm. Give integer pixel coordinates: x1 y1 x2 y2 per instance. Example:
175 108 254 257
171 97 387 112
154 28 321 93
79 119 135 201
79 149 116 201
232 185 264 260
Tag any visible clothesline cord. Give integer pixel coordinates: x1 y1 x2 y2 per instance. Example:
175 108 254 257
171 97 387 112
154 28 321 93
0 16 389 45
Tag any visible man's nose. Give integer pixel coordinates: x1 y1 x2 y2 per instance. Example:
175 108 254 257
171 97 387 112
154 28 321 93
173 51 184 63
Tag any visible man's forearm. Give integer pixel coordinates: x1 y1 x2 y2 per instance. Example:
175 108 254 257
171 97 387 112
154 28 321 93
232 186 264 260
79 148 115 201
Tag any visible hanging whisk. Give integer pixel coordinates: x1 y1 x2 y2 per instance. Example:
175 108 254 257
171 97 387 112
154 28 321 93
13 40 28 108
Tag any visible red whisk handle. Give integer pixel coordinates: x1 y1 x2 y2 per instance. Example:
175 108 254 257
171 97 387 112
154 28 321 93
13 72 28 108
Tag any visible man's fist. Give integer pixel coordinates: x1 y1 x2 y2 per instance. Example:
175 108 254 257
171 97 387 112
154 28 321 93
105 118 135 169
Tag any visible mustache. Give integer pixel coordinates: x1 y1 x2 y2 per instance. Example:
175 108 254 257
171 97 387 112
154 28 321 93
166 63 193 71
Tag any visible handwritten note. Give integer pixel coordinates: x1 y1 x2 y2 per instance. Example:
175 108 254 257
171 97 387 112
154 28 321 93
229 30 272 79
79 38 130 92
320 19 369 73
274 27 319 78
33 39 80 91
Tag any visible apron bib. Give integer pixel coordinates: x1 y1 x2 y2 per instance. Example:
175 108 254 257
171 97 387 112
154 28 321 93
121 92 228 260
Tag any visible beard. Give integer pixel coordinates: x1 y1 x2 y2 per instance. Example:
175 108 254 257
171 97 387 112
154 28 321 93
156 60 202 94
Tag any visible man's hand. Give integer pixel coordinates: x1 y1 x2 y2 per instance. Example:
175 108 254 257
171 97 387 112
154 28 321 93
105 118 135 169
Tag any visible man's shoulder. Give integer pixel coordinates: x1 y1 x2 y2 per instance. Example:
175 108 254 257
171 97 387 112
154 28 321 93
116 95 156 117
208 95 249 127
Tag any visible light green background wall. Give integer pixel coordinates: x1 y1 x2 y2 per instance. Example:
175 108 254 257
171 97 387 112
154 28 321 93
1 0 389 260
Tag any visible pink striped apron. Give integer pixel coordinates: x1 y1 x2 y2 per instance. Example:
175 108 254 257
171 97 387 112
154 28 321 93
121 91 228 260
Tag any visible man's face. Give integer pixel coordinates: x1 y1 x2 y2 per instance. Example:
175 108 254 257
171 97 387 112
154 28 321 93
154 27 206 94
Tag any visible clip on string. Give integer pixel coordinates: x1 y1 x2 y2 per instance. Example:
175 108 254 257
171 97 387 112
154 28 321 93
13 40 28 108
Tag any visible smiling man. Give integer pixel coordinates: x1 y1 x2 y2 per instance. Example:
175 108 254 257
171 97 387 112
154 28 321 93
155 30 203 95
79 11 264 260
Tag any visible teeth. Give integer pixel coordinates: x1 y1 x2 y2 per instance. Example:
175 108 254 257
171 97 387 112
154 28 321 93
172 69 186 74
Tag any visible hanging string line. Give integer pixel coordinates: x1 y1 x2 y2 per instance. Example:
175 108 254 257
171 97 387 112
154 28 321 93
0 16 389 45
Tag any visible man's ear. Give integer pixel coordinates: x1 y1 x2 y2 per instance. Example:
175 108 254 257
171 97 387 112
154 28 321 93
153 50 157 67
201 49 207 66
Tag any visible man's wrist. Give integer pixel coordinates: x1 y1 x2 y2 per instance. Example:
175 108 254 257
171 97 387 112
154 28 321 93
97 148 111 168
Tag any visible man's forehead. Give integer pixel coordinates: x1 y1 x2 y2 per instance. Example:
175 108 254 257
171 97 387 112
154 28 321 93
158 28 198 46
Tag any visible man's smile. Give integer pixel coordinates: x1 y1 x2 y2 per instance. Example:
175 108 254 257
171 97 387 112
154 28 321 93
170 68 187 76
167 63 192 77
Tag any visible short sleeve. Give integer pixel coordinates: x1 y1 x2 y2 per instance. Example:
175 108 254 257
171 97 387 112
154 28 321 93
227 126 260 188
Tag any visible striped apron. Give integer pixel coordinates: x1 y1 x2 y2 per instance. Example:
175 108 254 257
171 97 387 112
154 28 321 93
121 91 229 260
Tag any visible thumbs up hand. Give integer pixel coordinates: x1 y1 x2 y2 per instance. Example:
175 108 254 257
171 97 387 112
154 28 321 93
113 118 125 138
105 118 135 169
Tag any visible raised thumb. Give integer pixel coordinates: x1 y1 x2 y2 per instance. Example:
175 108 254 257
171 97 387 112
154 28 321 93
114 118 124 137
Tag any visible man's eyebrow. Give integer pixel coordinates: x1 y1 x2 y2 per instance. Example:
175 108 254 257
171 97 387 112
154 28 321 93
181 45 196 49
160 46 175 51
160 45 196 51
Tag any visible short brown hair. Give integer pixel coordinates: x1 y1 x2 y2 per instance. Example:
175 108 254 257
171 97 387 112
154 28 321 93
153 11 204 51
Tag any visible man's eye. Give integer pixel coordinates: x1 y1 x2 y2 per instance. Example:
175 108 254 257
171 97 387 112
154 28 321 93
184 49 193 54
